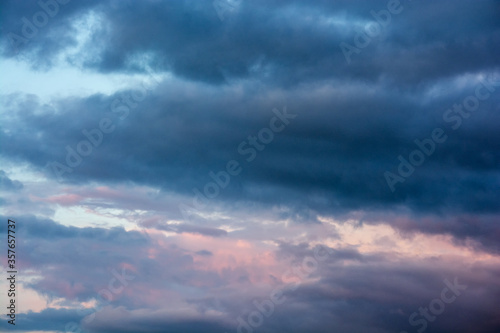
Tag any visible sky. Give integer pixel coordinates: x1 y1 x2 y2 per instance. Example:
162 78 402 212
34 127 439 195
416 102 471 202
0 0 500 332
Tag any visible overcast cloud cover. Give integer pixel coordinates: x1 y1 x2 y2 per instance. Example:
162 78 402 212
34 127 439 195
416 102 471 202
1 0 500 332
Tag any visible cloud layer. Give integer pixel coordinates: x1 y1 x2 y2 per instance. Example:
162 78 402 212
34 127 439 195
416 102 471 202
1 0 500 332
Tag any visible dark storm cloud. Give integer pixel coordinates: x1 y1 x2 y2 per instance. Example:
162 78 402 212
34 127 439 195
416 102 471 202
1 72 500 255
0 0 101 67
1 0 499 220
1 75 499 217
2 0 499 85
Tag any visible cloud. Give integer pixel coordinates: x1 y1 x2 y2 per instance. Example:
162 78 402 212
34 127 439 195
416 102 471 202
1 72 499 254
195 250 213 256
2 0 500 86
1 215 500 333
1 1 500 332
0 170 23 190
0 308 82 332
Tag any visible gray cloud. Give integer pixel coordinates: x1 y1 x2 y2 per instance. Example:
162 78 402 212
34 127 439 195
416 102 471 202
0 170 23 190
1 1 500 332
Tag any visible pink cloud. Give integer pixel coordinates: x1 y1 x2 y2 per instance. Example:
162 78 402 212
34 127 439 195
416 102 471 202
31 193 84 206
